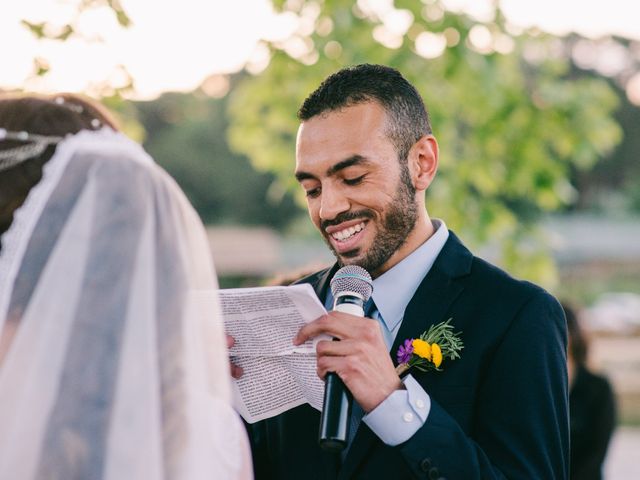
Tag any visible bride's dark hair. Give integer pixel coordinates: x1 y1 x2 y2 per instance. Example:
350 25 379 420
0 93 119 237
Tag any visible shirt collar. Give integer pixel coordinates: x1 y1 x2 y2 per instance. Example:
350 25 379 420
372 219 449 333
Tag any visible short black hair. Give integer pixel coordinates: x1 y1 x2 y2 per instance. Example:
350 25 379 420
297 64 432 161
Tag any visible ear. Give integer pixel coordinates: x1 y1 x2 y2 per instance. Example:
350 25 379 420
408 135 438 191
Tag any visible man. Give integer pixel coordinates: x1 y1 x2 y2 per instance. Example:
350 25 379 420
245 64 568 479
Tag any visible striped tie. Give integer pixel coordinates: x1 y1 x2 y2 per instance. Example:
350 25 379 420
344 298 378 454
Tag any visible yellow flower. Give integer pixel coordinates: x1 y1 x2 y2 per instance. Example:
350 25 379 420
412 339 431 360
431 343 443 368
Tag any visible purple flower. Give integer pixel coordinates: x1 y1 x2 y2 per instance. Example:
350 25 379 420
396 338 414 364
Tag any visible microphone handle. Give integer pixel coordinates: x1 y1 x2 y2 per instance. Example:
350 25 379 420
318 294 365 451
318 372 352 451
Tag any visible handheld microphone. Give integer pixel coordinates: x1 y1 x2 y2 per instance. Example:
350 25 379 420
318 265 373 451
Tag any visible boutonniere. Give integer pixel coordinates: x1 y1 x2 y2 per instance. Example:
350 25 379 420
395 319 463 376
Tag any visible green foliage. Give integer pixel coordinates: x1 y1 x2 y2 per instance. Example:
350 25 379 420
419 319 464 362
32 58 51 77
21 1 131 39
106 0 132 27
137 92 301 228
20 0 133 98
572 75 640 213
227 0 622 286
102 94 146 142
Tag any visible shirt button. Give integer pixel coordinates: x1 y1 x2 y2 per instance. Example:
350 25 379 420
416 399 426 409
403 412 414 422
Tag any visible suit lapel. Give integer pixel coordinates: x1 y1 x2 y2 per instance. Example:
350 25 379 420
339 232 473 479
390 232 472 359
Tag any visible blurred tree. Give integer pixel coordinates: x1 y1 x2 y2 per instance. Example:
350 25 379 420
17 0 636 277
136 91 302 228
557 33 640 214
16 1 303 230
226 0 623 286
571 77 640 213
21 0 135 98
17 0 141 140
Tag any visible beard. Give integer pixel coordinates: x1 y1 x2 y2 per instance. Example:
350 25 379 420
321 164 418 275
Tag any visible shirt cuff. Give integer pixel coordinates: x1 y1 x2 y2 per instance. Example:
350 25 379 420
362 374 431 446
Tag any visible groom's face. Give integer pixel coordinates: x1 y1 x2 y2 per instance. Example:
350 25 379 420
295 101 418 278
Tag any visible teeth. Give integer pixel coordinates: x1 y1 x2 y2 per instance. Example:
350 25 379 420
331 222 364 241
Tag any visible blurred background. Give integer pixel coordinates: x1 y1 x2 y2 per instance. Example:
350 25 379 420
2 0 639 477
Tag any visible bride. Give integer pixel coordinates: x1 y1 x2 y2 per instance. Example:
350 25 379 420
0 94 252 479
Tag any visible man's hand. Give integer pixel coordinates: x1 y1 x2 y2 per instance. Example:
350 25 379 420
293 311 402 412
226 334 243 379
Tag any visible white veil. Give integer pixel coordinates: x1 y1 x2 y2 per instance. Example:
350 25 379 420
0 129 252 479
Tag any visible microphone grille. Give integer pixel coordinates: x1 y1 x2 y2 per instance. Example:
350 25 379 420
330 265 373 302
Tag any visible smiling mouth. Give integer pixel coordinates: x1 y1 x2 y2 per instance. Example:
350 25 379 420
329 221 366 242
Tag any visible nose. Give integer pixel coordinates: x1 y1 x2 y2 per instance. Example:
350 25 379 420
319 184 350 221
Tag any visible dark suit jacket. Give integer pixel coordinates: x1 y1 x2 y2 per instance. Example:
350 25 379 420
569 366 616 480
249 232 569 479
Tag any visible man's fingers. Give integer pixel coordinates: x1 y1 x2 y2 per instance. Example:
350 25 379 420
316 338 359 357
230 363 244 379
294 312 366 345
294 314 331 345
226 334 242 378
316 355 347 380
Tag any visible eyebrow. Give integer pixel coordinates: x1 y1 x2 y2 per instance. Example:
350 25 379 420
295 155 369 182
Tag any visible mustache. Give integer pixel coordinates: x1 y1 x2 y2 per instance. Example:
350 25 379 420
320 210 375 231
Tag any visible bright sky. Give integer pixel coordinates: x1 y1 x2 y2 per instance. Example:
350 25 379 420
1 0 639 99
